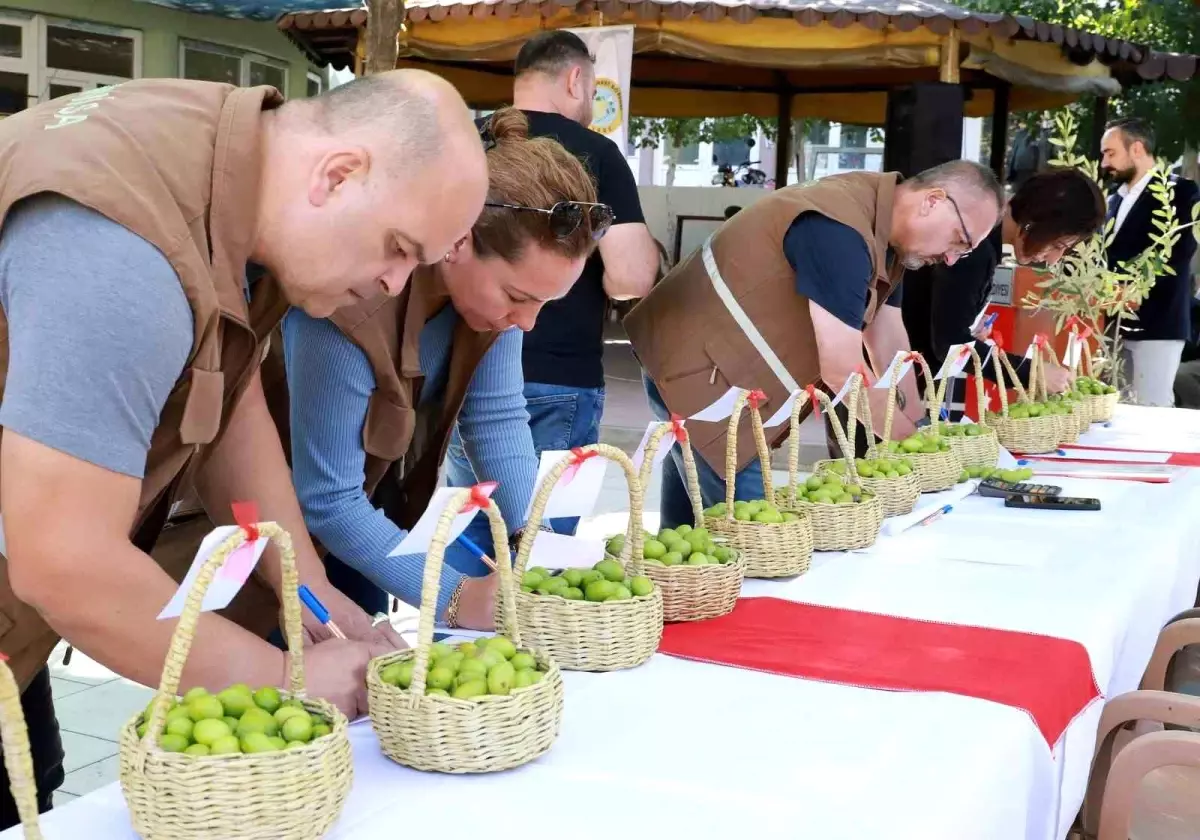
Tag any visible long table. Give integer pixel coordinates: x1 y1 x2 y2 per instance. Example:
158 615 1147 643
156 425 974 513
8 405 1200 840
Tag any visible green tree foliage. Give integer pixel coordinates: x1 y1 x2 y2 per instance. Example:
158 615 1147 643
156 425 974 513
961 0 1200 158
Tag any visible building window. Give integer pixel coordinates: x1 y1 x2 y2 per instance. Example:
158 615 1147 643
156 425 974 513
180 39 288 96
306 71 322 98
0 13 140 117
839 125 868 170
675 142 699 166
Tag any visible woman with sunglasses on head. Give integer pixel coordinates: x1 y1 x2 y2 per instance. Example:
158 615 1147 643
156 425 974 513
280 107 610 632
901 166 1106 417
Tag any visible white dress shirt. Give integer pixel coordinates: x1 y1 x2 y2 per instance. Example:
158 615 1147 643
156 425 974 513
1113 169 1154 235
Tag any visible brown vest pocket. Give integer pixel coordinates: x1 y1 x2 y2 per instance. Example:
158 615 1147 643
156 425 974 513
180 368 225 446
363 392 416 462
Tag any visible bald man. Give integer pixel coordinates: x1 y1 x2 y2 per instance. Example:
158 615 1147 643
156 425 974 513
0 70 485 822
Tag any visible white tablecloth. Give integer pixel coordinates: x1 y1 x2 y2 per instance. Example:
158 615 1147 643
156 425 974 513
9 405 1200 840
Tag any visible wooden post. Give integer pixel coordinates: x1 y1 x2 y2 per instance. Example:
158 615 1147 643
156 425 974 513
938 29 961 85
774 88 792 188
365 0 403 75
989 82 1010 181
353 28 366 77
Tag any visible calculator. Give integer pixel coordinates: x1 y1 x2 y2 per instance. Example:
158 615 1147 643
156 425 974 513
977 478 1062 498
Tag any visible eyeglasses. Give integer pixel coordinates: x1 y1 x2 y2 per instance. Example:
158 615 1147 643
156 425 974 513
484 200 614 241
944 193 975 257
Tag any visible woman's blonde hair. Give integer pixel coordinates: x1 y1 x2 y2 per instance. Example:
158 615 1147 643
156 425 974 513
472 107 599 264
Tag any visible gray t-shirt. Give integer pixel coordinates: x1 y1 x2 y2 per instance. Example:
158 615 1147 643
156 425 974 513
0 194 193 478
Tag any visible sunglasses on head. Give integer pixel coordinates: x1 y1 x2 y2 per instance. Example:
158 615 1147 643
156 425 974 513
485 200 614 241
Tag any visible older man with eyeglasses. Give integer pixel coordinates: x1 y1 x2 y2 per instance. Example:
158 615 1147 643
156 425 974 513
626 161 1004 530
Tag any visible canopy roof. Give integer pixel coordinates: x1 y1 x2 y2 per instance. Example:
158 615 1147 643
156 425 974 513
278 0 1198 123
137 0 342 20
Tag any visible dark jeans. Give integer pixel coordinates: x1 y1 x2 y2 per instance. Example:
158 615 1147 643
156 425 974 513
0 668 64 830
446 381 606 537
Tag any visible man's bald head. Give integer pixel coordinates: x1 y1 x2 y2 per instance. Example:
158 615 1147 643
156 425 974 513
293 68 482 176
256 68 488 317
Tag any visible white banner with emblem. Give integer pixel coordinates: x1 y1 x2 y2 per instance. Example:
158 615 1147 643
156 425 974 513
565 24 634 154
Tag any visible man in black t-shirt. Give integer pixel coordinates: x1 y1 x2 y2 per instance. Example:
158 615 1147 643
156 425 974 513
446 30 658 533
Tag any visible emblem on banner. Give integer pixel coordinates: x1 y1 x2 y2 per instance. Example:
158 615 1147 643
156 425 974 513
590 77 623 135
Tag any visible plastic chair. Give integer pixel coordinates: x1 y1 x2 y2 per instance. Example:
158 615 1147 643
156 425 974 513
1073 614 1200 840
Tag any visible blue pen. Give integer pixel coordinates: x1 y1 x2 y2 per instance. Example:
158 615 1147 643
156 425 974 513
918 504 952 527
983 312 999 329
455 533 499 571
298 584 347 640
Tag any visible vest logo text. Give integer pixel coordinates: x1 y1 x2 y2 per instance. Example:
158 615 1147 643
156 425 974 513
43 85 121 131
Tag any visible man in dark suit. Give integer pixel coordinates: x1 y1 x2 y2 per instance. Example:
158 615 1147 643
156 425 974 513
1101 117 1200 406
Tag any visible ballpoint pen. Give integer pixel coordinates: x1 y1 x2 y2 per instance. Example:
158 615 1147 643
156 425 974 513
917 504 952 527
298 584 347 640
455 533 499 572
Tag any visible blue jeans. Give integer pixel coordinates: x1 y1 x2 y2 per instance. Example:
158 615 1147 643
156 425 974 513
447 381 605 537
644 372 764 530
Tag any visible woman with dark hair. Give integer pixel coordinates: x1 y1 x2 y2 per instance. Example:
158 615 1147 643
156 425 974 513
900 166 1106 411
280 107 611 632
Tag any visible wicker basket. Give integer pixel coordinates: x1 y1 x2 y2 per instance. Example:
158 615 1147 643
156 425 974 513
511 445 663 671
632 422 745 622
939 346 1000 469
1073 339 1120 423
778 380 883 550
813 374 921 517
0 658 43 839
892 353 963 492
119 522 353 840
368 490 563 773
705 390 813 579
988 343 1061 455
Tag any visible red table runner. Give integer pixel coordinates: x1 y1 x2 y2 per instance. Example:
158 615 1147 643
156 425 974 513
658 598 1101 747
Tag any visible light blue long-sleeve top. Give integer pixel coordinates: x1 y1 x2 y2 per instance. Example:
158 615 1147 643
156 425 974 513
282 302 536 618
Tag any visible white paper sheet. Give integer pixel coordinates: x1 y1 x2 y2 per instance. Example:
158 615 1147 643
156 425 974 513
158 526 268 620
525 530 606 571
935 345 972 380
879 482 978 536
523 450 609 521
764 389 803 429
630 420 680 472
874 351 913 389
388 487 482 557
689 386 743 422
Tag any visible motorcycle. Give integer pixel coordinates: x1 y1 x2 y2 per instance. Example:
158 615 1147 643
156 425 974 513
711 160 769 187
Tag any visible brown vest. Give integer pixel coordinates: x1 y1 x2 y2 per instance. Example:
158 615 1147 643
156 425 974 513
625 172 904 473
264 269 498 536
0 80 289 687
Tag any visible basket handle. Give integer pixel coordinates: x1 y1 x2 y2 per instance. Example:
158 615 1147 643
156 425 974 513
879 353 910 447
813 381 863 484
851 374 882 458
516 444 644 576
722 390 777 517
0 659 42 839
416 490 517 695
998 346 1030 409
783 387 818 507
966 345 991 429
143 521 305 749
906 352 942 436
638 421 704 526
